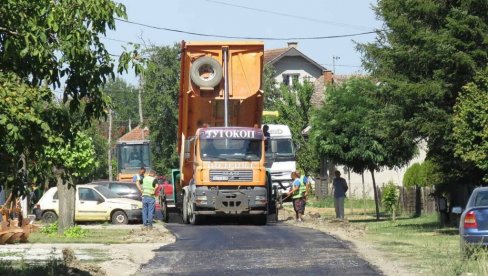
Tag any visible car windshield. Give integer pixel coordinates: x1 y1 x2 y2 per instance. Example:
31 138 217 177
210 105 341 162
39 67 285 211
200 139 262 161
94 186 120 199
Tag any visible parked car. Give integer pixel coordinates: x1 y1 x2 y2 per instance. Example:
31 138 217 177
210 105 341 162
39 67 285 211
91 181 142 201
453 187 488 256
35 184 142 224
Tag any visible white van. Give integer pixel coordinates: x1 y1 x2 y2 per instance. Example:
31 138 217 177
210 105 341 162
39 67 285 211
263 124 296 193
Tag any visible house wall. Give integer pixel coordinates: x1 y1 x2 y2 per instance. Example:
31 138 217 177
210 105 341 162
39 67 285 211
333 143 427 199
272 56 323 84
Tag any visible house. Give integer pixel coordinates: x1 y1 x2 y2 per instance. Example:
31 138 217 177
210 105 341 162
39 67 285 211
264 43 426 199
264 42 333 107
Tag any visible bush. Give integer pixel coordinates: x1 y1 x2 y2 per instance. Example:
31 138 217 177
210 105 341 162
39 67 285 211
382 181 399 221
63 225 87 238
40 222 58 236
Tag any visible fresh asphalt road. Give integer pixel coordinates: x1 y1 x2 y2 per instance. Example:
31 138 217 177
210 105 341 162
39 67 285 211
138 222 381 276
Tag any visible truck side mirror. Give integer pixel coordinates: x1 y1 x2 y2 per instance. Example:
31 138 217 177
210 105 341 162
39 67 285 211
184 140 191 159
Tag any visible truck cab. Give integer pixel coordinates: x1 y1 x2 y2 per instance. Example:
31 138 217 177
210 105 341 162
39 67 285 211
264 124 296 193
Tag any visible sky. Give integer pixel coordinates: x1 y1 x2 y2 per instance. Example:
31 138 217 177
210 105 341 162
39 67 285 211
106 0 382 86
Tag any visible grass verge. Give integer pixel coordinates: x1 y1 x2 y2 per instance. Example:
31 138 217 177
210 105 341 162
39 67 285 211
29 228 131 244
351 214 488 275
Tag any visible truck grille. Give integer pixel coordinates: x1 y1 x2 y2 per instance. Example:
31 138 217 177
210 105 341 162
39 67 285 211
209 170 253 182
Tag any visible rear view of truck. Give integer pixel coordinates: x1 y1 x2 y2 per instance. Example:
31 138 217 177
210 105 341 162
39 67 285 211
163 41 277 225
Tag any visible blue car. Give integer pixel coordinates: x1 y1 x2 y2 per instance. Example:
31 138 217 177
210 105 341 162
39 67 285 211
455 187 488 256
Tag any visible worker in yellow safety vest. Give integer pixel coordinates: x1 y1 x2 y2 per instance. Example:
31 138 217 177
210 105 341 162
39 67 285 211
140 171 157 229
287 171 307 222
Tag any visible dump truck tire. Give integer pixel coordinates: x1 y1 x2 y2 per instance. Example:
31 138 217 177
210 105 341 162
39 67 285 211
190 56 223 88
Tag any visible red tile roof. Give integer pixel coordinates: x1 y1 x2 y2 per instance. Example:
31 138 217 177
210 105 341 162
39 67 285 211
117 126 149 142
264 47 290 64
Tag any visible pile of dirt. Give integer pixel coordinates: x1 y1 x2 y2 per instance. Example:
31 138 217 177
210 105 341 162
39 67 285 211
123 225 175 243
62 248 106 276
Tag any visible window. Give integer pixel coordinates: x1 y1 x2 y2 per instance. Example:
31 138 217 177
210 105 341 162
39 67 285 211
475 191 488 206
282 74 300 87
109 183 131 194
78 188 102 201
53 192 58 200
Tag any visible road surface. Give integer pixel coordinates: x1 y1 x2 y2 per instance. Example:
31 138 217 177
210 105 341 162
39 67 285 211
139 223 381 275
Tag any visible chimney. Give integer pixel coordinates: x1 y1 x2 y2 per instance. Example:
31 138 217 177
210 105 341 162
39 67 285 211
287 41 298 48
323 70 334 85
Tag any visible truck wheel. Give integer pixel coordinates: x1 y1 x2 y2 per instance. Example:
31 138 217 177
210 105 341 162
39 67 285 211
189 203 204 225
161 199 169 223
111 210 128 225
190 56 223 88
41 211 57 224
182 192 190 224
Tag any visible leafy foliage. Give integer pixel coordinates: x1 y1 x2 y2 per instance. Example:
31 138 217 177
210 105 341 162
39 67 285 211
0 0 129 120
382 181 399 220
63 225 88 238
403 163 422 188
142 44 181 175
453 68 488 181
40 221 58 236
263 65 281 111
312 77 416 173
271 82 319 175
358 0 488 196
104 78 140 130
45 131 98 180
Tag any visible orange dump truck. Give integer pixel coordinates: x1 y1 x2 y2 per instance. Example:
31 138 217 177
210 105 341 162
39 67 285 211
163 41 277 225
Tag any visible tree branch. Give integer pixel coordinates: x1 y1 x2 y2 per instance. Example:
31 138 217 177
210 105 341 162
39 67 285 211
0 26 20 36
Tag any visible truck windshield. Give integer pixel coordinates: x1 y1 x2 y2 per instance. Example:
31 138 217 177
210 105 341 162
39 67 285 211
201 139 262 161
117 143 151 173
266 139 295 159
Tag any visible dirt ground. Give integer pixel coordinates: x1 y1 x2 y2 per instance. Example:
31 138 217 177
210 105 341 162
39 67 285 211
0 224 175 276
279 206 413 276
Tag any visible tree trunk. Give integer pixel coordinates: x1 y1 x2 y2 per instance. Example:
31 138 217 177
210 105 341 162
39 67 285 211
54 167 75 233
370 169 380 221
415 185 421 217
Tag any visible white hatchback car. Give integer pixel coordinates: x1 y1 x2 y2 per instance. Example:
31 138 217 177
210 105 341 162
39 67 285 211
36 184 142 224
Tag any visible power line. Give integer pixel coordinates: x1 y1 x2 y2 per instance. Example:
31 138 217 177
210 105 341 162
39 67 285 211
204 0 372 32
114 18 384 41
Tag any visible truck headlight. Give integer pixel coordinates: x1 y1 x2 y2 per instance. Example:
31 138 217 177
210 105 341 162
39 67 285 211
196 195 207 205
131 204 140 210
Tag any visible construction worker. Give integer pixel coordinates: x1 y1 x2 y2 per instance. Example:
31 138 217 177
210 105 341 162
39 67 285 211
140 171 157 229
133 167 145 185
287 171 307 222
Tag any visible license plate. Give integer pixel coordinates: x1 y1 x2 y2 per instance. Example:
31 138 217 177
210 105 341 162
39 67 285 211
212 175 229 181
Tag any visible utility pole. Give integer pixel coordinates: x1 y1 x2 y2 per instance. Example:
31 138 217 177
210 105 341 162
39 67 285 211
138 80 145 140
108 109 113 181
333 56 340 75
128 118 132 132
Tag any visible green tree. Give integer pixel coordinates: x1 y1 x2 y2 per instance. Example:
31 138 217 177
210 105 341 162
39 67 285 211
312 77 417 220
104 78 140 131
0 0 141 231
142 44 180 175
453 68 488 181
263 65 281 111
274 82 319 175
403 163 423 188
358 0 488 204
382 181 399 221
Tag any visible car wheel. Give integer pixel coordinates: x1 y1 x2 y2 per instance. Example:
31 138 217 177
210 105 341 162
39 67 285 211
41 211 58 224
111 210 128 225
